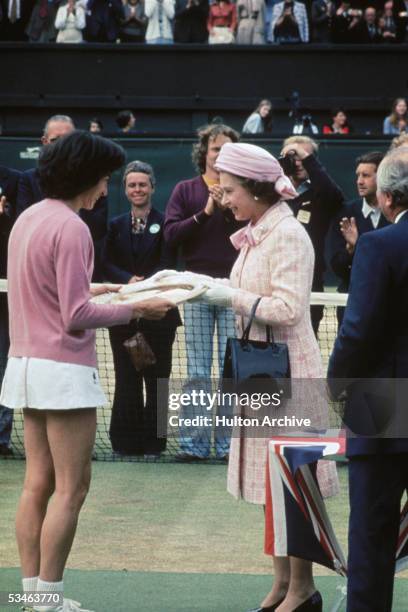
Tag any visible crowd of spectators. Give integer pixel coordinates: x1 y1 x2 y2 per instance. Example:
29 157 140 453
1 0 408 44
240 97 408 135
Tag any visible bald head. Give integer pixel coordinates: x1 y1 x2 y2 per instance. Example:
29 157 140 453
42 115 75 145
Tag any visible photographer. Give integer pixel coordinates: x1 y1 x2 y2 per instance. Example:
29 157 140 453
269 0 309 43
293 113 319 135
280 136 344 333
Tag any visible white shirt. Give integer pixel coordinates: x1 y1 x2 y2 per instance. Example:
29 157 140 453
362 198 381 228
395 209 408 224
8 0 20 20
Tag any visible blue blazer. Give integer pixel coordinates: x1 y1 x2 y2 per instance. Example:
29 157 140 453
102 208 182 331
328 213 408 456
86 0 124 41
0 166 21 279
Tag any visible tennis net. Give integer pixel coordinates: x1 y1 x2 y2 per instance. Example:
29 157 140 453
1 286 347 462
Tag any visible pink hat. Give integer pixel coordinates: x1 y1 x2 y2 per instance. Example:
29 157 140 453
214 142 298 200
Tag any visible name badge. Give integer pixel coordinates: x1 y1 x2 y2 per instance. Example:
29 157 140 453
297 210 311 225
149 223 161 234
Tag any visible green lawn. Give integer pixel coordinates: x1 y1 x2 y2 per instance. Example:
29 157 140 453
1 461 348 575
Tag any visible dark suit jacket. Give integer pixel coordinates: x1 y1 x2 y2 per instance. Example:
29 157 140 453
353 21 383 43
102 208 182 331
328 213 408 456
288 155 344 291
0 0 36 40
86 0 124 41
393 0 408 42
311 0 331 43
0 166 20 278
174 0 209 43
16 167 108 280
328 197 389 293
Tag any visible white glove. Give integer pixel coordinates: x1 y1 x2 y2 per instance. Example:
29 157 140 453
200 283 238 307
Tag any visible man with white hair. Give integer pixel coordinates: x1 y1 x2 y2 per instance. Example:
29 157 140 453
328 146 408 611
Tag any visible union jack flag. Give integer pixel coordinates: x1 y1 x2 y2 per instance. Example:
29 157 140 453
265 436 408 577
265 437 347 576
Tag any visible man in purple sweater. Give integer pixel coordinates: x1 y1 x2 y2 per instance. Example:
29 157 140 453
164 123 242 460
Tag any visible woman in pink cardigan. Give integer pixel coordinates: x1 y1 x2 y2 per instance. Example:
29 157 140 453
196 143 338 612
0 131 173 612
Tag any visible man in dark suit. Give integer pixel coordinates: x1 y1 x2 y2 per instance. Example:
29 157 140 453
173 0 209 43
328 146 408 612
280 135 344 334
329 151 389 326
17 115 108 281
85 0 124 42
392 0 408 42
353 6 382 43
0 165 20 455
0 0 35 40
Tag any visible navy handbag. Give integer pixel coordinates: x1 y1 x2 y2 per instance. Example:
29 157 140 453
222 297 291 398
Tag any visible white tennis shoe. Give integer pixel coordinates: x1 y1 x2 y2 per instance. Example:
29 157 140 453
22 599 94 612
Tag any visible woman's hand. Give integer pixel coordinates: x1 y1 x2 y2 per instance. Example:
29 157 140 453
200 283 238 307
208 184 226 209
89 283 122 297
132 297 175 320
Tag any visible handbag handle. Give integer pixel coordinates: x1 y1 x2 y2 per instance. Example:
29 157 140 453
242 297 274 344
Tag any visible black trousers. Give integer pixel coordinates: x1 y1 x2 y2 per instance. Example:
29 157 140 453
347 454 408 612
109 324 176 454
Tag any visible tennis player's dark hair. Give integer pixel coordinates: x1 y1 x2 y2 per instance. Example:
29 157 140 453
38 131 126 200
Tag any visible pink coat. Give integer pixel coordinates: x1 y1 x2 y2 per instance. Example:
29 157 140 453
226 202 338 504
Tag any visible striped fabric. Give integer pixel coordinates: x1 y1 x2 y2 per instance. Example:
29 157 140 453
265 437 408 577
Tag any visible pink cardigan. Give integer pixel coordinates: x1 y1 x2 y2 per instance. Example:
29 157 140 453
7 199 134 367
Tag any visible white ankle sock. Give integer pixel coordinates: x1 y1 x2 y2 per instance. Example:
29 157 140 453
22 576 38 592
35 579 64 612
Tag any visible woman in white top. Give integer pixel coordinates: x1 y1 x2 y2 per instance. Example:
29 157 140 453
144 0 175 43
55 0 86 44
242 99 273 134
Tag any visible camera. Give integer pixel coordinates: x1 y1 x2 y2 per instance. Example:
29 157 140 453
278 152 297 176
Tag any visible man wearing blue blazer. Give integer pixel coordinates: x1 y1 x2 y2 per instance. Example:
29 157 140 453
85 0 124 42
328 151 390 326
328 146 408 611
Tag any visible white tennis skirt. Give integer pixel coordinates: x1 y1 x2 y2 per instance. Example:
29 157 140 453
0 357 107 410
